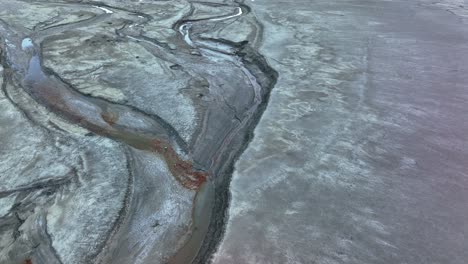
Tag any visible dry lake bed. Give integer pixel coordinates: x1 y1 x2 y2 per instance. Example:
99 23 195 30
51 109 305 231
1 0 468 263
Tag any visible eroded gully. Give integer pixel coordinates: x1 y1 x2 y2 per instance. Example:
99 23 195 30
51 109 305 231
0 1 277 263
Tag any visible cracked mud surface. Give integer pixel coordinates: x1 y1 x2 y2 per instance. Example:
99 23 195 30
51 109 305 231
0 0 276 263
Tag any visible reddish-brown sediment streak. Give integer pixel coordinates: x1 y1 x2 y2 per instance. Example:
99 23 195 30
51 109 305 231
1 18 211 192
151 139 208 190
19 24 213 190
9 50 207 191
101 110 119 126
24 259 32 264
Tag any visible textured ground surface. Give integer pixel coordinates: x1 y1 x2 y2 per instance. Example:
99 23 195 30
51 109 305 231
1 0 468 263
214 0 468 263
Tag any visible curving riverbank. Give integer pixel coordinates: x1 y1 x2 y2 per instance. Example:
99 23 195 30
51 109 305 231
0 1 277 263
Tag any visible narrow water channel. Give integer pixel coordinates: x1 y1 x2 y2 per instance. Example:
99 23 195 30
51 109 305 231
0 1 277 263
